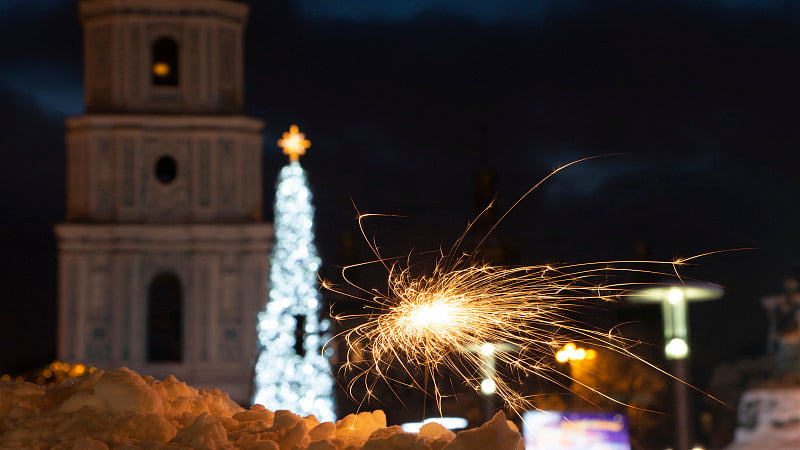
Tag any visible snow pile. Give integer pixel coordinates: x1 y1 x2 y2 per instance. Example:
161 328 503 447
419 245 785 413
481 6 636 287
0 367 522 449
726 386 800 449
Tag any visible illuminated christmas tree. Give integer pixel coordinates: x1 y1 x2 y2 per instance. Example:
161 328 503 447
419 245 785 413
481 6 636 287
253 125 335 421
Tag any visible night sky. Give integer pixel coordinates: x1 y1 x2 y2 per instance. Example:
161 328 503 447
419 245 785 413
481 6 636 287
1 0 798 418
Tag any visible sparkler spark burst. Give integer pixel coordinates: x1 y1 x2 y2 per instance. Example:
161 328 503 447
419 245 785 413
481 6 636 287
329 252 677 414
324 158 727 416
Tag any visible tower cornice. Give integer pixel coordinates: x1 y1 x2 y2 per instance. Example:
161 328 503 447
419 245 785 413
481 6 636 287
66 114 264 133
55 223 273 251
78 0 249 25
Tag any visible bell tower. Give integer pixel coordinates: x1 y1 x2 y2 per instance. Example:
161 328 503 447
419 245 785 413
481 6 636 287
55 0 271 403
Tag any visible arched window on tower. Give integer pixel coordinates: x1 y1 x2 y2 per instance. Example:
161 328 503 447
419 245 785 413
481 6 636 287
147 272 183 362
152 38 179 86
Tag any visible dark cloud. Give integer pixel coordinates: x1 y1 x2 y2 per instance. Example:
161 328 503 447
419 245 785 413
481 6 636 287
0 0 82 118
285 0 798 25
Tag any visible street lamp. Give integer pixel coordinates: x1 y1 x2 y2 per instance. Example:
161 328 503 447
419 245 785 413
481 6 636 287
631 283 722 360
556 342 597 363
464 342 517 420
630 282 723 450
555 342 598 396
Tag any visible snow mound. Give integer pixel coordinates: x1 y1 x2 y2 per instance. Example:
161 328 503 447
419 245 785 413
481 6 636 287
727 387 800 449
0 367 522 449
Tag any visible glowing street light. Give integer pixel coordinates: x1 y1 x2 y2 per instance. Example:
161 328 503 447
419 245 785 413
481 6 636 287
464 342 518 396
400 417 468 433
463 342 517 421
630 282 723 450
480 378 497 396
630 283 723 360
555 343 598 395
555 343 597 363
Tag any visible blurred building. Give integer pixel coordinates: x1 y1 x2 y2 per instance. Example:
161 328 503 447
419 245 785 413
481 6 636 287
465 124 519 266
707 276 800 449
54 0 271 403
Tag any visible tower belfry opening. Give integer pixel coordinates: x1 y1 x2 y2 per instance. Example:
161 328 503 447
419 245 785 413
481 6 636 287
151 38 179 86
55 0 272 403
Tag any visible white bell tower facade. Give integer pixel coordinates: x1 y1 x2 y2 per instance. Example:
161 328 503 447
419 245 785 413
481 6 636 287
55 0 271 403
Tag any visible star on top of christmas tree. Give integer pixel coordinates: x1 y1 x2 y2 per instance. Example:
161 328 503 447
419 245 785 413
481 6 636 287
277 124 311 162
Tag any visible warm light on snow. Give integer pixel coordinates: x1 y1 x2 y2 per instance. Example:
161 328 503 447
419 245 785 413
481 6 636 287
0 368 523 449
